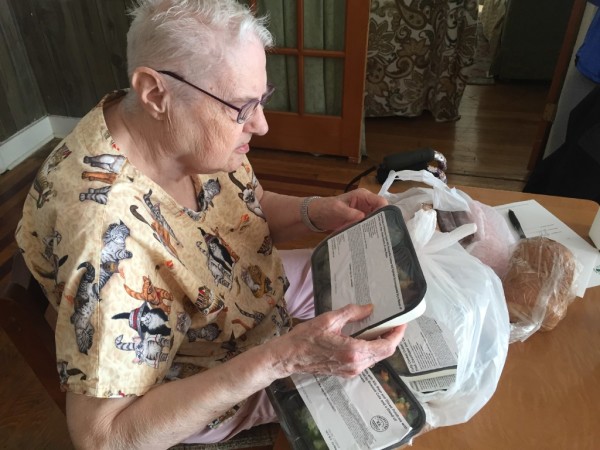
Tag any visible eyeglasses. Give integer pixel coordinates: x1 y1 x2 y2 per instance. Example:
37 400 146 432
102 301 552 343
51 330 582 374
157 70 274 124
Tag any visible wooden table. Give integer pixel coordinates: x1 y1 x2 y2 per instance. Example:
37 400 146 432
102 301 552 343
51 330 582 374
276 177 600 449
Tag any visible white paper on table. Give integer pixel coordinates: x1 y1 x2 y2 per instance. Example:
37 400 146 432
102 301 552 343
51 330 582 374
495 200 599 297
589 254 600 288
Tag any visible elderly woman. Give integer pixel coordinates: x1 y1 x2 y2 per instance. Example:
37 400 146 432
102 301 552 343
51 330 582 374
16 0 405 448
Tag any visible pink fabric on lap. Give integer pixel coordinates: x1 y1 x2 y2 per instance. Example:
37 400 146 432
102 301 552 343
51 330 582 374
182 248 315 444
279 248 316 321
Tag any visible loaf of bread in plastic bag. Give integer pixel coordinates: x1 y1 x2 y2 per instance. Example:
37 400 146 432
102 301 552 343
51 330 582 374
502 236 577 334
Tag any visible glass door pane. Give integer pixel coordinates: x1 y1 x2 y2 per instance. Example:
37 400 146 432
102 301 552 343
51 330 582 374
256 0 297 48
266 55 298 112
304 57 343 115
303 0 345 50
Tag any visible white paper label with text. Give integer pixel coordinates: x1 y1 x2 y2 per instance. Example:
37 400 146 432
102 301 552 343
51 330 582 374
327 212 404 336
292 371 412 450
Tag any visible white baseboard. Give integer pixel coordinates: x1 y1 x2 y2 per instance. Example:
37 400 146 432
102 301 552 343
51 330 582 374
49 115 81 139
0 115 80 174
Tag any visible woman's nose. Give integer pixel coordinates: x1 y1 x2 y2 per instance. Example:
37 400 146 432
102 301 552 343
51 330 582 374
243 106 269 136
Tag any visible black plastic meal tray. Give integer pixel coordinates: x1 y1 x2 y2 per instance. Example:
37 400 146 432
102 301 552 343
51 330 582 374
267 360 427 450
310 205 427 336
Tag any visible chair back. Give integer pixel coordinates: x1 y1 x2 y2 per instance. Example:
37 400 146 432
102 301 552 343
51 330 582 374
0 251 65 413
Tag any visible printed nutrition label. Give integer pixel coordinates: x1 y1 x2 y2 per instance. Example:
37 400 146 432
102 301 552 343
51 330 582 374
327 211 404 336
399 316 458 373
398 315 458 392
405 374 456 393
292 371 411 450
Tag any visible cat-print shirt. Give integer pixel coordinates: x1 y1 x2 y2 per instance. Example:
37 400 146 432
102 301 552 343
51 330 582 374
16 90 291 419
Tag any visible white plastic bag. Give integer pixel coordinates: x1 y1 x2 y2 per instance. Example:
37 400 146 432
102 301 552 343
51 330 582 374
379 170 517 278
378 169 470 218
380 170 511 428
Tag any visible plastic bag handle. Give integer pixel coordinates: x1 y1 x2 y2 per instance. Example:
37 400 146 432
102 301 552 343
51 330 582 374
379 169 470 212
425 223 478 254
378 169 446 196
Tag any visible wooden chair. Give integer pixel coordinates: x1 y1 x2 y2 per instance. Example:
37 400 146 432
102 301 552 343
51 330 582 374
0 251 283 449
0 251 65 412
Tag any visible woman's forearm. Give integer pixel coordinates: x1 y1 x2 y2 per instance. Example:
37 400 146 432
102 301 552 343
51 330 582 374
67 305 402 449
259 190 320 243
67 337 289 450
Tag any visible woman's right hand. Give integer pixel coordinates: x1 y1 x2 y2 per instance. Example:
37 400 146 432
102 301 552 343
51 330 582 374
273 304 406 378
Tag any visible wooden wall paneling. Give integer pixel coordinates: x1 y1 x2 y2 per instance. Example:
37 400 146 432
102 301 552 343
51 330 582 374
10 0 131 118
8 0 69 117
0 83 15 141
12 0 107 117
35 0 96 116
70 0 125 100
52 0 119 115
0 1 45 141
95 0 131 90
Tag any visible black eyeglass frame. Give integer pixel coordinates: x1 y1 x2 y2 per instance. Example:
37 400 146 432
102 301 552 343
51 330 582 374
156 70 274 124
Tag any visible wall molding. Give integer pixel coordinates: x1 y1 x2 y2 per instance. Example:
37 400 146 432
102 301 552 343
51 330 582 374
0 115 80 173
49 116 81 140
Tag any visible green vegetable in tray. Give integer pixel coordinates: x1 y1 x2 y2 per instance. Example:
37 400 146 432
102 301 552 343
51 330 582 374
280 362 423 450
392 245 426 301
373 366 420 425
295 406 328 450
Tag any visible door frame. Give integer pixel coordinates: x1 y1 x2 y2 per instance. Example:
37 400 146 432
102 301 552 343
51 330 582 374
250 0 370 163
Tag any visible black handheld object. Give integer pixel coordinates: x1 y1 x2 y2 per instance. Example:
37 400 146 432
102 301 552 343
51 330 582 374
508 209 526 239
376 147 436 183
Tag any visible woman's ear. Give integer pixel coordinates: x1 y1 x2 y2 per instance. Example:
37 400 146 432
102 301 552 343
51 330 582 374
130 67 169 120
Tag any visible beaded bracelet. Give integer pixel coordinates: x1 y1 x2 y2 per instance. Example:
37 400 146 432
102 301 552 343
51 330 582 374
300 196 325 232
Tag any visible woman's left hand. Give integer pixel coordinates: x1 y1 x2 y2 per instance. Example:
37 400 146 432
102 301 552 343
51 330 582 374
310 188 388 232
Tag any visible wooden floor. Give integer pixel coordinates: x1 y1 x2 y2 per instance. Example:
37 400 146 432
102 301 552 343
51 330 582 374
0 81 548 448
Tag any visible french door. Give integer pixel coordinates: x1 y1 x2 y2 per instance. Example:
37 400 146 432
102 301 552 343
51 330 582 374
246 0 370 163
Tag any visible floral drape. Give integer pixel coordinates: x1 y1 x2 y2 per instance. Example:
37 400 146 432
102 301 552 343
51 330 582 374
364 0 479 122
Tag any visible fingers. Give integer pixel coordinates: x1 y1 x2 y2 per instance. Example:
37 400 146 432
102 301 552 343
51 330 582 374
332 336 399 378
335 303 374 323
379 324 407 345
359 324 406 360
313 190 387 232
284 305 404 378
309 304 372 335
345 188 388 213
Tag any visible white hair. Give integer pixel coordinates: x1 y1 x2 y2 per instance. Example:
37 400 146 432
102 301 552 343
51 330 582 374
126 0 272 81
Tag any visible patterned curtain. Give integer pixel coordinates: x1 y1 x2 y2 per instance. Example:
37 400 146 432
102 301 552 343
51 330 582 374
364 0 479 122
